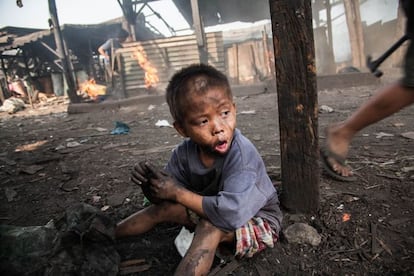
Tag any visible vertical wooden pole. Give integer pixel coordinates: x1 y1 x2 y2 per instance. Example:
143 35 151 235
233 44 239 84
393 1 406 67
325 0 333 50
262 30 271 76
48 0 79 103
22 49 34 108
190 0 208 64
117 52 126 98
268 0 320 213
0 57 7 102
344 0 365 69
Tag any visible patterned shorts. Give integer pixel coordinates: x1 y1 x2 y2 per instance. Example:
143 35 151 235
186 209 278 259
235 217 278 259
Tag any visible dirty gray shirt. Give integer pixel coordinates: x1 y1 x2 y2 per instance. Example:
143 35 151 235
165 129 282 233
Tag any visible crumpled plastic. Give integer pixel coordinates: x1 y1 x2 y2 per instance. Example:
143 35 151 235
110 121 130 135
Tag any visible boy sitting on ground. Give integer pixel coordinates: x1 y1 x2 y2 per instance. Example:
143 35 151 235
116 63 283 275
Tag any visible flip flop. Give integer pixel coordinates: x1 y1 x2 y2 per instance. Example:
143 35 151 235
320 148 357 182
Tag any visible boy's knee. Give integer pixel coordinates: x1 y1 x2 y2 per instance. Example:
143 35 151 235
197 219 216 230
197 219 225 236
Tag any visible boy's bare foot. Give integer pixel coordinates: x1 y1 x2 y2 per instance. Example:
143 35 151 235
320 124 356 182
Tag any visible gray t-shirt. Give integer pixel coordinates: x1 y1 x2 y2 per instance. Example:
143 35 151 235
165 129 282 233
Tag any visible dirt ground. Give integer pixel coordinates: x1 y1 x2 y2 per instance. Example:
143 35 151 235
0 73 413 275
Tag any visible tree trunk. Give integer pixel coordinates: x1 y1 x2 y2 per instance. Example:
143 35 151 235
268 0 320 213
344 0 365 69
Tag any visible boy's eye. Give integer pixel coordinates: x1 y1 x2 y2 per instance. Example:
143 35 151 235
222 110 230 116
199 119 208 126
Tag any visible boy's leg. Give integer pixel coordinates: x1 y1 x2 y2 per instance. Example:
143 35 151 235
175 219 234 276
116 201 190 238
324 40 414 178
325 82 414 177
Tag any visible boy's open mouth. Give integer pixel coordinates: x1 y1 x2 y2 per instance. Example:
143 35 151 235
214 140 228 153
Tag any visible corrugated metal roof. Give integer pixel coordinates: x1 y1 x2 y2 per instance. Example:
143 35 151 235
172 0 270 27
0 29 52 52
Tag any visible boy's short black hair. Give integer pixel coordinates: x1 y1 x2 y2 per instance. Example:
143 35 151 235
166 63 232 124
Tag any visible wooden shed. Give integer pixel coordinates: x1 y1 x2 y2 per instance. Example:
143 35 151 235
116 31 224 96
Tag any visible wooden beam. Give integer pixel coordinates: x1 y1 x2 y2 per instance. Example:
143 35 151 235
48 0 79 103
344 0 365 68
190 0 207 63
269 0 319 213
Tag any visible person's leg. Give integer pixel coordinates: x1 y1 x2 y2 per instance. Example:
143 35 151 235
325 82 414 177
115 201 190 238
174 219 234 276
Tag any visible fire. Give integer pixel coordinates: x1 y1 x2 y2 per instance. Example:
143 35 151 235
79 79 106 100
132 45 159 89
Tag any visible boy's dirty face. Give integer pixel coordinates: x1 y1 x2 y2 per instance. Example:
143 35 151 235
175 87 236 162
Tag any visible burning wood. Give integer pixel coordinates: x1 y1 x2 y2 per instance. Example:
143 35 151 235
79 79 107 100
132 45 159 89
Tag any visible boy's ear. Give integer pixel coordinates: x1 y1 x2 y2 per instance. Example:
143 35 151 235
173 121 188 137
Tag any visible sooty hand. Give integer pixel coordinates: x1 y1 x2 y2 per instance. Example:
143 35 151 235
142 162 181 202
131 161 162 204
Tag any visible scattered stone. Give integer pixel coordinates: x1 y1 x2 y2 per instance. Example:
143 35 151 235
4 187 18 202
66 141 81 148
343 194 360 203
283 223 321 246
319 105 334 113
20 164 44 175
107 193 127 207
55 144 65 151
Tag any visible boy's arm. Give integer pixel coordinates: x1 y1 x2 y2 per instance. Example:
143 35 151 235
143 162 206 218
174 187 205 217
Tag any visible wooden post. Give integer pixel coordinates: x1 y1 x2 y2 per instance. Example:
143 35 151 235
48 0 79 103
325 0 333 51
0 57 7 102
22 49 34 108
116 52 126 98
262 31 269 77
393 1 406 67
190 0 208 64
343 0 365 69
233 44 239 84
268 0 320 213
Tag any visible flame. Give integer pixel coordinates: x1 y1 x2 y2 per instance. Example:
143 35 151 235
132 45 159 89
79 79 106 100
